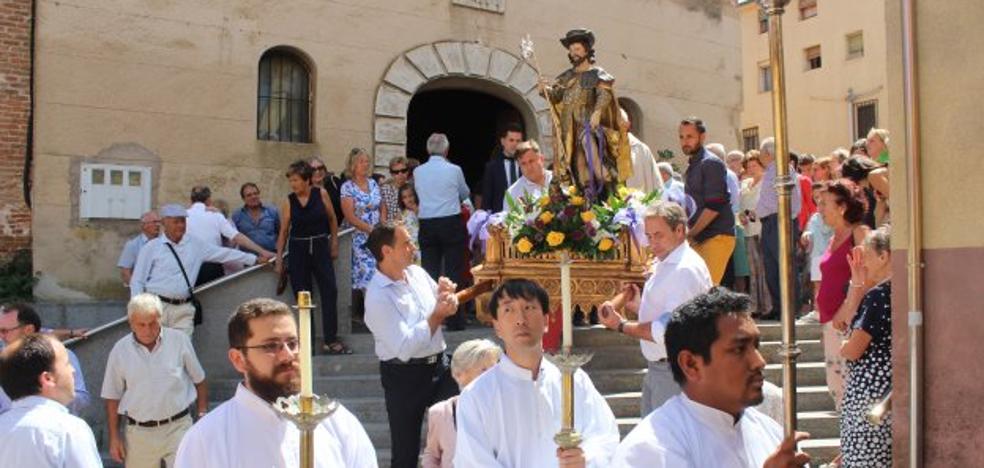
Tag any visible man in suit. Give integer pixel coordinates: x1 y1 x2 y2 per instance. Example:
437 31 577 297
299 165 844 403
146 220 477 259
479 123 524 213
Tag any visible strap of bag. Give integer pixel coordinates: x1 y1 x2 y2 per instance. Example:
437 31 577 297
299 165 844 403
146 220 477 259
164 243 196 298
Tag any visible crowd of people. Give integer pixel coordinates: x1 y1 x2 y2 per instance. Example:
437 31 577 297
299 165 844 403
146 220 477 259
0 115 894 467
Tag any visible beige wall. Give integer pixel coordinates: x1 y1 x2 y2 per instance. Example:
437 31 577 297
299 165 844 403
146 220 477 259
739 0 887 155
32 0 743 299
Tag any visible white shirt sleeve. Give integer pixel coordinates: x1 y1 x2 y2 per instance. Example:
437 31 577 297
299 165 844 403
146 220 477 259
201 240 257 266
180 334 207 384
100 346 125 400
129 241 155 296
453 388 508 468
364 286 437 363
62 417 103 468
329 405 379 468
217 213 240 241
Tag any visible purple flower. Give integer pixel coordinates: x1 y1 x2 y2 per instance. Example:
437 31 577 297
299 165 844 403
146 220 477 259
563 206 577 218
571 230 585 241
534 232 545 242
535 220 545 229
585 225 596 237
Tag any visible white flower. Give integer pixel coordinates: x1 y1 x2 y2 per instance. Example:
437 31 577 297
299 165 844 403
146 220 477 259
520 35 535 60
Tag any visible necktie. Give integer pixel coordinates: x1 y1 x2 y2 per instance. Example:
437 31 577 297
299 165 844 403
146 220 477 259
507 159 518 186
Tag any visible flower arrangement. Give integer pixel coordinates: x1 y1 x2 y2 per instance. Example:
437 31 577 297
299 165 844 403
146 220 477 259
500 184 660 260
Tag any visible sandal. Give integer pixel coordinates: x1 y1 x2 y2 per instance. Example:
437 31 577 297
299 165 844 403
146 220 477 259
322 341 353 355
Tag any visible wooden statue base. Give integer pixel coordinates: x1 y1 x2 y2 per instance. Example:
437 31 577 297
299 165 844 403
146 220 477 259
471 227 648 323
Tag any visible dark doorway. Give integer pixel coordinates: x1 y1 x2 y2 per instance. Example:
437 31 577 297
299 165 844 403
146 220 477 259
406 89 525 196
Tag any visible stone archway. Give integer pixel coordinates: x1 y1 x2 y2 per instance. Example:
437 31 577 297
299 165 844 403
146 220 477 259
372 41 553 168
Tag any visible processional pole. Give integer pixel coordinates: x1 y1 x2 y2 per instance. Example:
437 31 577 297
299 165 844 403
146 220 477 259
273 291 338 468
761 0 801 436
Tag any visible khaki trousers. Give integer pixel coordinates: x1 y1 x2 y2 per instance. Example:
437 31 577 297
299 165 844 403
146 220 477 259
125 414 192 468
160 302 195 336
693 234 737 286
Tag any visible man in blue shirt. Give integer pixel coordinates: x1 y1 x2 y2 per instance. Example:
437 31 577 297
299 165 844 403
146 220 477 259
231 183 280 252
413 133 471 330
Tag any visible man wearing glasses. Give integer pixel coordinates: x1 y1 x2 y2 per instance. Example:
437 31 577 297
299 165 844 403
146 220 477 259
118 210 162 286
175 298 377 467
102 293 207 467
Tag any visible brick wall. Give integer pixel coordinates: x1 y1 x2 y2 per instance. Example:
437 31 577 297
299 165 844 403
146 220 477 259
0 0 32 259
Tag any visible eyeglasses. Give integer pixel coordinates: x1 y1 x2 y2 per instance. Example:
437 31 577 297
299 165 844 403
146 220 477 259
0 324 25 335
390 168 409 175
238 339 300 355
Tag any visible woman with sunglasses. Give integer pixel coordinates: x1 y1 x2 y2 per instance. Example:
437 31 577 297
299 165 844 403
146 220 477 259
380 157 411 224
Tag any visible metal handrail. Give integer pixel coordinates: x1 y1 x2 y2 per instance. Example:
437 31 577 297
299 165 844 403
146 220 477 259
63 228 356 347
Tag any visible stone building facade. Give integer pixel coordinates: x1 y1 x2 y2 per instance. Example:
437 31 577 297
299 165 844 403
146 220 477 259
28 0 742 299
0 0 32 260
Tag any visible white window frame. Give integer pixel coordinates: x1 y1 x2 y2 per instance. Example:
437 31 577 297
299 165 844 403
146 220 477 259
80 163 152 219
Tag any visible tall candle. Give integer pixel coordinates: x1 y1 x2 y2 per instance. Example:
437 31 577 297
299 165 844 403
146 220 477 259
297 291 314 398
560 252 572 351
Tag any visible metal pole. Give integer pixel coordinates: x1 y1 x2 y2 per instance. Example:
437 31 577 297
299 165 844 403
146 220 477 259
762 0 801 436
901 0 924 465
299 395 314 468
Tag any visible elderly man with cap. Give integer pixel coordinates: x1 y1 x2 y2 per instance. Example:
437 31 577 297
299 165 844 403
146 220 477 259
130 203 272 335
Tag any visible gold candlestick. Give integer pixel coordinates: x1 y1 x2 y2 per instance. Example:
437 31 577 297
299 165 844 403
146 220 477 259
272 291 338 468
546 351 593 450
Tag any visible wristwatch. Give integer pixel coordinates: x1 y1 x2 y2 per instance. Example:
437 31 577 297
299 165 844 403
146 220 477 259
617 319 628 334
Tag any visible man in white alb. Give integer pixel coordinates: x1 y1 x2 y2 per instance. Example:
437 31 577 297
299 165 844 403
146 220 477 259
0 334 102 466
175 298 376 467
503 140 553 209
620 109 663 195
599 201 712 416
364 224 460 468
455 279 619 468
103 293 207 467
611 288 811 468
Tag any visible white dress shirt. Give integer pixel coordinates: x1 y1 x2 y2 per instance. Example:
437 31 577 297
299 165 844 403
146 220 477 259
0 396 102 467
117 233 153 269
129 233 257 299
101 328 205 422
625 134 664 194
504 170 553 210
637 241 713 362
740 178 763 237
364 265 446 362
612 393 784 468
175 383 377 468
414 156 471 219
454 355 620 468
187 202 239 247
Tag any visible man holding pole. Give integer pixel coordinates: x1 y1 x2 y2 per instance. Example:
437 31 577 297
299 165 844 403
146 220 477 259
454 279 619 468
174 298 376 467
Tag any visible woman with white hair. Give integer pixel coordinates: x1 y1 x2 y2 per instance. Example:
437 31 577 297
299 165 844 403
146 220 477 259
422 339 501 468
340 148 386 333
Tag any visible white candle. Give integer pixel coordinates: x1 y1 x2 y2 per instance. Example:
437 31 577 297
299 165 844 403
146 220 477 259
560 251 572 350
297 291 314 397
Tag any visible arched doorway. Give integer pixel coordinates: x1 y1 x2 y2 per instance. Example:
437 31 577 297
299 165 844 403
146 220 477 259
406 86 526 193
373 41 553 182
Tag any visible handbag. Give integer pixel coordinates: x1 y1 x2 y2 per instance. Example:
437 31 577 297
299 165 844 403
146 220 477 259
164 243 204 326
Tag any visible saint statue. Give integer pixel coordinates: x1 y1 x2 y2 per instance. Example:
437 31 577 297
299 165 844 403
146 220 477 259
541 29 632 202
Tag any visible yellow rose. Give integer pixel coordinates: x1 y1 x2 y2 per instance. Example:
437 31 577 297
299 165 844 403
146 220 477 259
567 185 578 195
546 231 565 247
516 237 533 253
598 237 615 252
579 211 596 223
538 196 550 207
570 196 585 206
617 186 632 199
538 211 554 224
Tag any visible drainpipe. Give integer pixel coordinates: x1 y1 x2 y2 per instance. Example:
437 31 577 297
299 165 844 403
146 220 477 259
901 0 924 466
23 0 37 209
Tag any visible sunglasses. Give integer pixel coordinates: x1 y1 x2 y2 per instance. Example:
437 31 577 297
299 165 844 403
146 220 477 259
390 168 410 175
311 165 326 172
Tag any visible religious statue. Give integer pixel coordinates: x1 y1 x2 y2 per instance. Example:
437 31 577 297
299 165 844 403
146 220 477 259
540 29 632 202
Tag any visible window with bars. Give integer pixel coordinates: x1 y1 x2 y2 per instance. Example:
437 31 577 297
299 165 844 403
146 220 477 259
800 0 817 20
257 49 312 143
758 63 772 92
854 100 878 140
805 46 822 70
742 127 760 152
847 31 864 59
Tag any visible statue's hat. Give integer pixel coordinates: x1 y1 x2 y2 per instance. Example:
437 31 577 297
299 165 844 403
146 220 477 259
560 28 595 49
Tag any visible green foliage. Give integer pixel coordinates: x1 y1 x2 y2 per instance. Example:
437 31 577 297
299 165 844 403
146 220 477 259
0 250 36 303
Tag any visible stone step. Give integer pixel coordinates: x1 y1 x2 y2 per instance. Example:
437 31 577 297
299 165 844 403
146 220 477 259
801 438 841 465
590 362 827 395
797 410 840 440
765 362 827 387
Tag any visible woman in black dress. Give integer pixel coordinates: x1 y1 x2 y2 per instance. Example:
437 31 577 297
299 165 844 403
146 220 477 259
275 160 350 354
839 226 892 466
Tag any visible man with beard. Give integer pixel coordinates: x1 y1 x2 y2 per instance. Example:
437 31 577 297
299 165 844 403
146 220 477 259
541 28 630 201
679 118 736 286
611 288 810 468
175 298 376 467
103 293 208 467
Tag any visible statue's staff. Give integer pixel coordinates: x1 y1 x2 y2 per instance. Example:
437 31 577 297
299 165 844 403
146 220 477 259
520 35 570 187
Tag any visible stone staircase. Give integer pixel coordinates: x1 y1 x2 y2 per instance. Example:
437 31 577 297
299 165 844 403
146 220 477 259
207 321 837 466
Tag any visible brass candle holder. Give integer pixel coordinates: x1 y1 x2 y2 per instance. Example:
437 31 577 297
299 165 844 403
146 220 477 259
545 351 594 450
